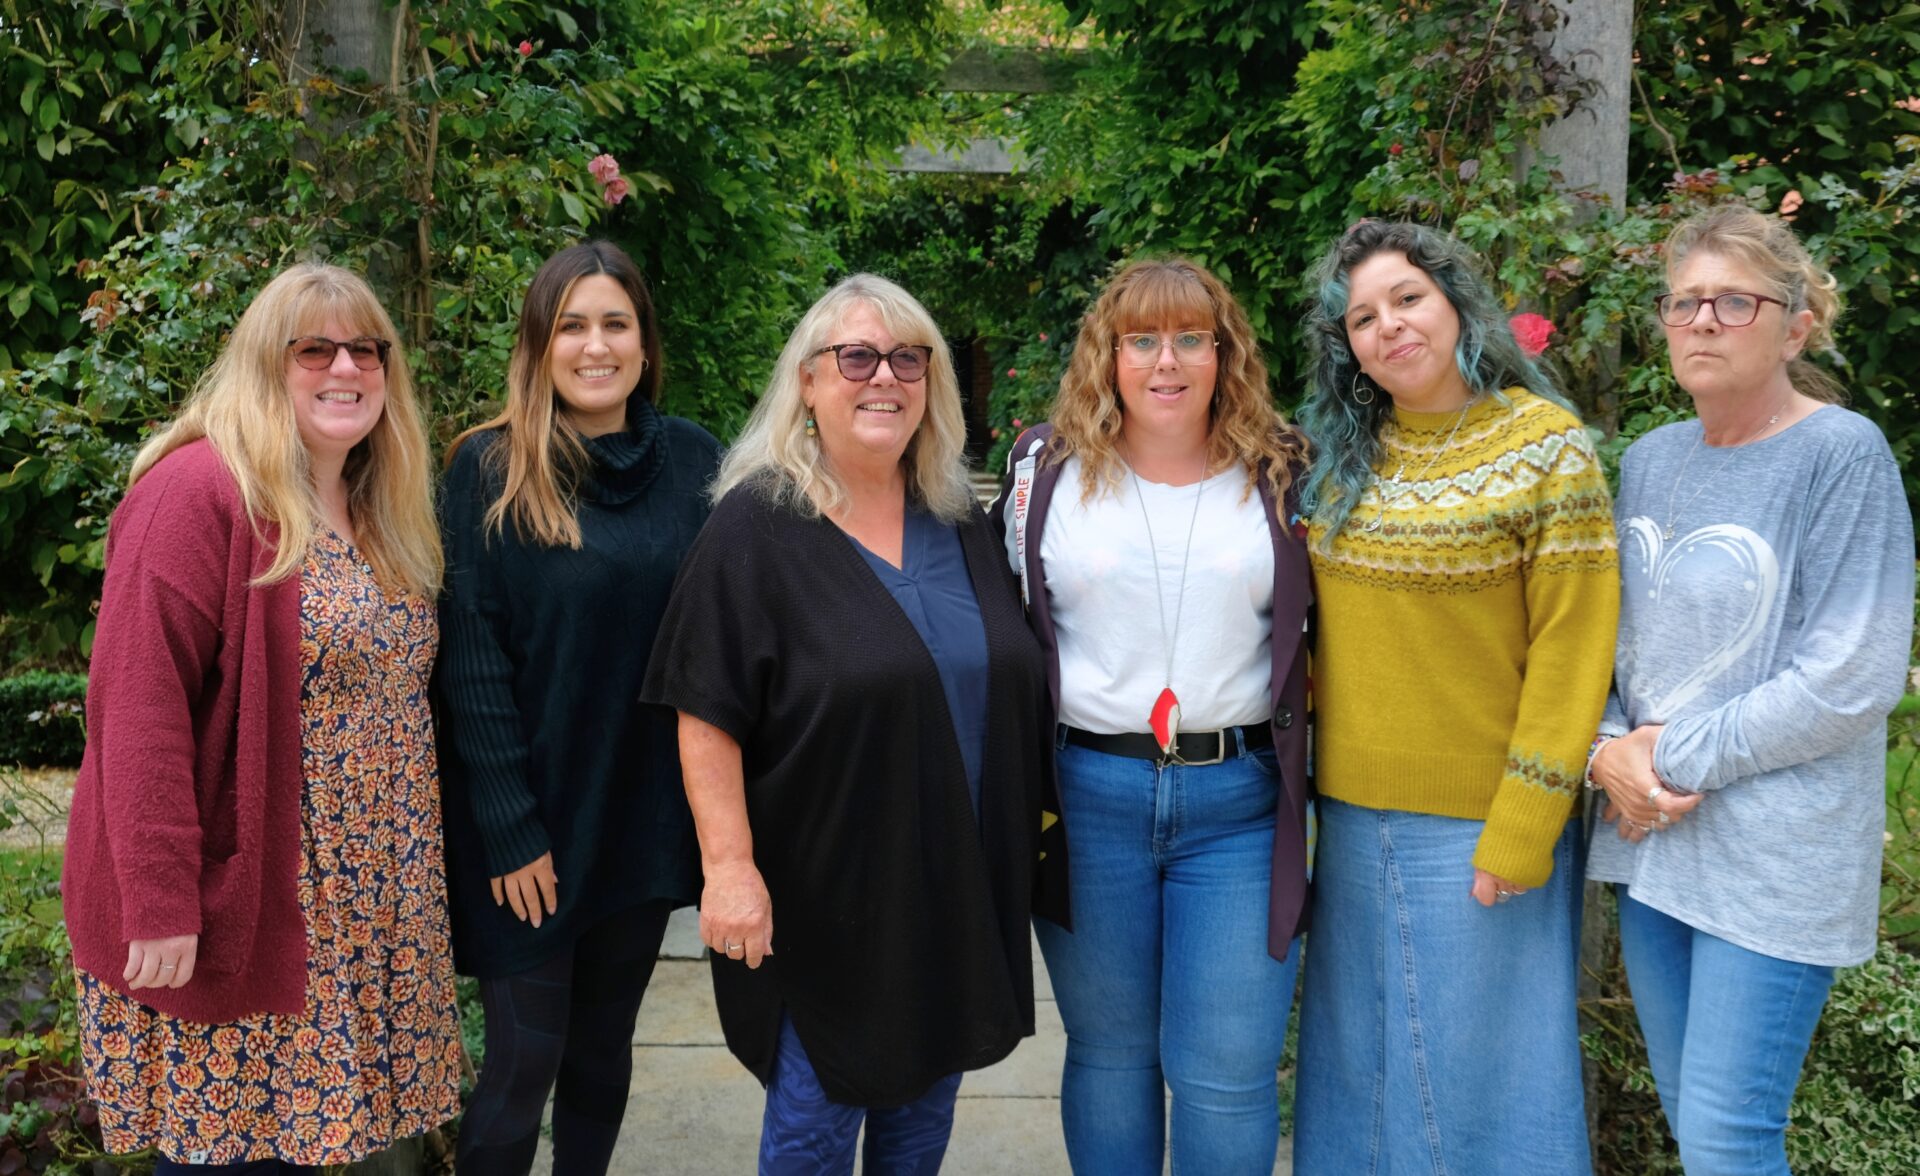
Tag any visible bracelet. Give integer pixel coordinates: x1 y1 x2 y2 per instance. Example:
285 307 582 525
1584 733 1616 791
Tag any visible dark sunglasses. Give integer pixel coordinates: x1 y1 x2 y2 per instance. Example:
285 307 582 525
810 343 932 382
287 335 391 371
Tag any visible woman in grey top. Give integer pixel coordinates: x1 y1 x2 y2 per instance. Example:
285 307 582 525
1586 204 1914 1175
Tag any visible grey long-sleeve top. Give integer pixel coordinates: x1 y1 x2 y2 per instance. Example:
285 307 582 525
1587 406 1914 966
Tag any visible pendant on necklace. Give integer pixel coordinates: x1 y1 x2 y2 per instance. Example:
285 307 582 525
1662 525 1675 540
1149 686 1181 756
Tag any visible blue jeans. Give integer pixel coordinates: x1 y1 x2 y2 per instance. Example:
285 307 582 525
1034 732 1300 1176
1616 891 1836 1176
759 1015 962 1175
1295 798 1591 1176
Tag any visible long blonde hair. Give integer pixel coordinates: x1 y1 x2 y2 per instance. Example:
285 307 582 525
712 273 973 521
1663 204 1847 403
1050 257 1305 504
130 263 442 595
446 241 664 548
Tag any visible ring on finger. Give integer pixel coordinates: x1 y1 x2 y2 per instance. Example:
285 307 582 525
1656 811 1671 826
1647 785 1667 804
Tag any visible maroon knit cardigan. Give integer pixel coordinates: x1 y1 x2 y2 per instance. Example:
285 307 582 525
62 439 308 1022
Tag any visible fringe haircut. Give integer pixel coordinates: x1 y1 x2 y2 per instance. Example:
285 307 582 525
1297 220 1572 546
1049 256 1305 505
130 262 442 596
1662 203 1847 404
712 273 973 522
447 240 665 548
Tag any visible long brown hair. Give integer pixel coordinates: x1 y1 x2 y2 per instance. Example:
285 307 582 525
447 240 664 548
1049 256 1305 504
131 263 442 595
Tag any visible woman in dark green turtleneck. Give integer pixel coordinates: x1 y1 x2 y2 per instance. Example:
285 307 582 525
434 241 721 1175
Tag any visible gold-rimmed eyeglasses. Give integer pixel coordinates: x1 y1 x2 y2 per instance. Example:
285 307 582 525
1115 330 1218 368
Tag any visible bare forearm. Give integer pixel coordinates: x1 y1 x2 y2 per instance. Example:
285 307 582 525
677 711 755 869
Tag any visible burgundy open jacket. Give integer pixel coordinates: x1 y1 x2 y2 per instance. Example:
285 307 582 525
63 440 309 1022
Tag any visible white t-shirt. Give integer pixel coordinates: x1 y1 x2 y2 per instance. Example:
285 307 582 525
1042 456 1274 734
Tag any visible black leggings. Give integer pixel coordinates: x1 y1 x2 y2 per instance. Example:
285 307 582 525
456 901 673 1176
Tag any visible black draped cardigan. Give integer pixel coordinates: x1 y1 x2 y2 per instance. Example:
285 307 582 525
641 481 1068 1107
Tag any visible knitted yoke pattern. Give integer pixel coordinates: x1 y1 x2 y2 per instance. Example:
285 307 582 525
1307 389 1620 886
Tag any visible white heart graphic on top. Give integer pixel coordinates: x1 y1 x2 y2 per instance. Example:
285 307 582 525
1620 517 1780 716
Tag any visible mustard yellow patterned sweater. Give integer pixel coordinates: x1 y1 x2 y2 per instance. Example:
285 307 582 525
1308 388 1619 887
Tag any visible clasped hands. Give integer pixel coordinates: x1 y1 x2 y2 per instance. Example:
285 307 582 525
1591 725 1702 842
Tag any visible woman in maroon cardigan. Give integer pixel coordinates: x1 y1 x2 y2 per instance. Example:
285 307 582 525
62 264 458 1174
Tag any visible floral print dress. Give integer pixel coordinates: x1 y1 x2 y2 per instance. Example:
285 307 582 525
76 532 463 1166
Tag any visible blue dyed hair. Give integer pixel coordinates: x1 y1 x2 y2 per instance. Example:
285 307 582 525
1296 221 1575 546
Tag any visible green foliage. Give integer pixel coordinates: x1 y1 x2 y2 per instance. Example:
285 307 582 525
0 0 230 372
1633 0 1920 507
0 0 958 664
0 673 85 767
0 841 101 1174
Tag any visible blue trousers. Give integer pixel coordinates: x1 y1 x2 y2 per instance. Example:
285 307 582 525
1034 733 1300 1176
759 1015 962 1175
1295 798 1591 1176
1617 891 1835 1176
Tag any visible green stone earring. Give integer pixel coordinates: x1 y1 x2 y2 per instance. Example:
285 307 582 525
804 411 817 438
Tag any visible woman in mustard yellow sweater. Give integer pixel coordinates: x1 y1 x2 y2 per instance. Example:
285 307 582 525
1292 221 1618 1175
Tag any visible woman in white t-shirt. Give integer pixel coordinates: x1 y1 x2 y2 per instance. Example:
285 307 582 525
990 257 1313 1175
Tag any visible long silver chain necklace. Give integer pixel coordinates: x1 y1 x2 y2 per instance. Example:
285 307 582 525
1364 398 1475 533
1127 449 1209 756
1660 408 1783 539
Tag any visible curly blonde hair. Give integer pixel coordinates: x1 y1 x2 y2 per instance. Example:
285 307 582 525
1663 204 1847 403
1048 257 1304 504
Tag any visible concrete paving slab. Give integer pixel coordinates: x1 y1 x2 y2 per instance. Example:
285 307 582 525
662 905 707 960
532 935 1290 1174
635 960 727 1047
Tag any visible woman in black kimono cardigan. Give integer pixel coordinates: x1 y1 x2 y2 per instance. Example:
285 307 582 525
641 273 1067 1170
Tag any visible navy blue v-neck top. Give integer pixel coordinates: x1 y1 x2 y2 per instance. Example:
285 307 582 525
848 508 990 814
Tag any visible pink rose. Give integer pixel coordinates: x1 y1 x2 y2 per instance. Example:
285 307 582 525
1007 367 1018 378
601 176 631 206
588 154 620 185
1509 312 1555 358
518 40 533 57
1011 417 1024 429
1038 332 1048 342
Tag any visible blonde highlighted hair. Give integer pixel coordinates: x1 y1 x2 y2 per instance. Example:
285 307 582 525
130 263 442 596
446 241 664 548
712 273 973 522
1664 204 1847 403
1050 256 1304 504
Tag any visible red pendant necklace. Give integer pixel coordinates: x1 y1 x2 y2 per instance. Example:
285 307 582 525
1127 448 1209 756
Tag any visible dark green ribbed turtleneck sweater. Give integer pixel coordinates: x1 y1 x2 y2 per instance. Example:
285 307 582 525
434 399 722 977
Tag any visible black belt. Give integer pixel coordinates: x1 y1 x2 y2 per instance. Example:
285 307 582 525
1062 722 1273 766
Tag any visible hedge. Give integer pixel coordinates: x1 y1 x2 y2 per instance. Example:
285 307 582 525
0 672 87 767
